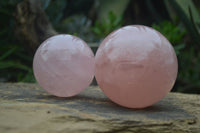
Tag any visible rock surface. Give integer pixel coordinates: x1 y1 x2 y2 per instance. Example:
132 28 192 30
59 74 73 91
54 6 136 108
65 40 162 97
0 83 200 133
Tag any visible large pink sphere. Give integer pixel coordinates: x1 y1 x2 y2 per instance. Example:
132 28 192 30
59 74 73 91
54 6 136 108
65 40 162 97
95 25 178 108
33 34 95 97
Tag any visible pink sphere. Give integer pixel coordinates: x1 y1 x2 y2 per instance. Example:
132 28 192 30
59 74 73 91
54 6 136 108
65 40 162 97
33 34 95 97
95 25 178 108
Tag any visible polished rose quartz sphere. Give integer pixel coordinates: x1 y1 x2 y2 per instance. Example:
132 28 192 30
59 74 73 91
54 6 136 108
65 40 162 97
95 25 178 108
33 34 95 97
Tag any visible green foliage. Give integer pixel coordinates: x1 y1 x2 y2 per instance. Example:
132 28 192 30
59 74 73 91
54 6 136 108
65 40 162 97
0 0 22 40
92 11 124 38
0 0 69 82
189 7 200 43
152 21 186 55
177 48 200 93
166 0 200 45
0 0 35 82
162 0 200 93
0 45 35 82
45 0 67 26
41 0 51 10
0 0 199 94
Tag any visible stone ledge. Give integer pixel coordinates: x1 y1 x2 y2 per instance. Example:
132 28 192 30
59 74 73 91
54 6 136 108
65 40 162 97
0 83 200 133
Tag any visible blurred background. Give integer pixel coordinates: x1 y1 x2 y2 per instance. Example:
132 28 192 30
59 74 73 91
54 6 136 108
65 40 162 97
0 0 200 94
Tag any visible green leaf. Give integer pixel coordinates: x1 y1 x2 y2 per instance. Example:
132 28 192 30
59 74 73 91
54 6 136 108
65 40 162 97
0 61 31 71
92 11 123 38
165 0 200 45
0 47 16 60
174 43 185 55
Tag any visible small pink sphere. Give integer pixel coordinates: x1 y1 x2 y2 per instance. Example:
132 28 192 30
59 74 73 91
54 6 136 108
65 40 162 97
95 25 178 108
33 34 95 97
